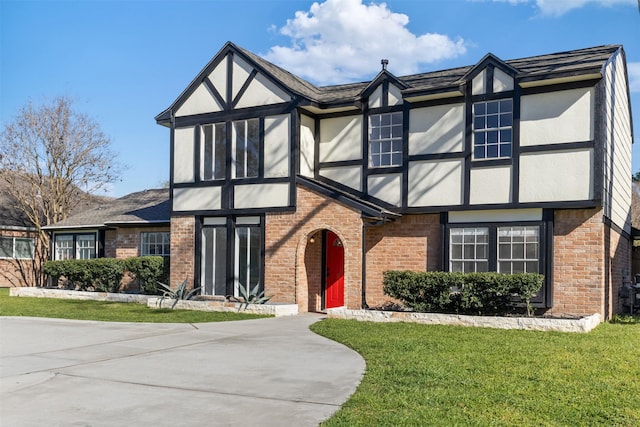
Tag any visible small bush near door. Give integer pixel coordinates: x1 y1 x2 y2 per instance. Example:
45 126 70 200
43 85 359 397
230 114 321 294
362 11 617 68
383 271 543 316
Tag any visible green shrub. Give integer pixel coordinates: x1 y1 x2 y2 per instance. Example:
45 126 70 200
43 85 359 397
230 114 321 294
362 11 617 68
44 259 125 292
125 256 167 294
384 271 544 316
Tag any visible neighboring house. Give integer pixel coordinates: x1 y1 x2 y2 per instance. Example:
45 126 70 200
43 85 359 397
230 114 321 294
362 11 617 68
0 193 38 287
155 42 633 320
43 189 170 261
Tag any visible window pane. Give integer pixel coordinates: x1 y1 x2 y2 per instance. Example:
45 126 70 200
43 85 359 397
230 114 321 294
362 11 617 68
487 144 498 158
451 244 462 259
499 244 511 259
476 261 489 273
500 144 512 158
76 235 95 260
392 112 403 124
526 243 538 259
526 261 539 273
474 146 485 159
474 116 485 130
487 114 498 128
15 238 34 259
381 114 391 126
513 243 525 259
392 153 402 166
500 129 512 143
370 127 380 140
500 99 513 112
202 227 227 296
369 115 380 127
214 123 226 180
0 238 12 258
55 235 74 260
451 261 463 272
487 101 499 114
203 125 213 181
500 113 513 127
392 125 402 138
246 119 259 178
235 226 262 297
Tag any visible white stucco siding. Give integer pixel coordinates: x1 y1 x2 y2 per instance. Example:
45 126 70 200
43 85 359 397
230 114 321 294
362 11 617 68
319 166 362 191
449 208 542 223
469 166 511 205
232 55 252 100
234 72 291 109
520 88 594 146
368 174 401 206
493 68 514 92
408 159 463 207
208 55 227 103
409 104 465 155
175 83 223 117
264 115 290 178
519 148 593 202
173 127 195 183
319 116 363 162
472 69 486 96
234 183 290 209
300 115 315 178
368 86 383 109
173 187 221 211
388 83 403 106
602 51 633 233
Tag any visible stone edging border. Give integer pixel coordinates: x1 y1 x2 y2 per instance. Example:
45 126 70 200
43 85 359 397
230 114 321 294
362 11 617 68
10 287 151 304
327 307 601 333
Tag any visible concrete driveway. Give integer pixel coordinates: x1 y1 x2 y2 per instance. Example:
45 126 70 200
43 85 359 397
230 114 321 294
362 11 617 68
0 314 365 426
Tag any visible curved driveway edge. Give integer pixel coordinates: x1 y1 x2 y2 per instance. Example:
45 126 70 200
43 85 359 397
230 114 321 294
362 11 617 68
0 314 365 426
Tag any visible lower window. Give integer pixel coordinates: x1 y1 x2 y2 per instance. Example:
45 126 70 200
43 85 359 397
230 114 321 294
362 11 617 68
54 234 96 260
141 232 170 256
448 224 542 274
0 236 35 259
200 217 263 297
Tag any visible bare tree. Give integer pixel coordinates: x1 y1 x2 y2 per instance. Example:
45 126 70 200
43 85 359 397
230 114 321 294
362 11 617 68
0 96 121 286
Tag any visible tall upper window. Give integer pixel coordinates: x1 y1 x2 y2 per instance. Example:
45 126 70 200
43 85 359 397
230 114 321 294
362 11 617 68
141 232 170 257
202 123 226 180
473 99 512 160
233 119 259 178
0 237 35 259
369 112 402 167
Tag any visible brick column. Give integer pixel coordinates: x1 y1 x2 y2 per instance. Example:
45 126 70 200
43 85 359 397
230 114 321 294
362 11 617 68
170 216 195 289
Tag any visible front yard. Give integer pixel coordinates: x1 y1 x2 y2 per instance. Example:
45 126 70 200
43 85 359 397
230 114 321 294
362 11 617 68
0 288 269 322
311 318 640 426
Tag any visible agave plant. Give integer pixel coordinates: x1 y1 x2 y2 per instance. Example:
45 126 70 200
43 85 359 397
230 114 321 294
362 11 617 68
235 283 272 309
157 278 201 309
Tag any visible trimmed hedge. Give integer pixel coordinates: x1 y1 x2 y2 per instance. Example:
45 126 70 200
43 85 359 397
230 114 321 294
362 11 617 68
383 271 544 316
43 256 169 294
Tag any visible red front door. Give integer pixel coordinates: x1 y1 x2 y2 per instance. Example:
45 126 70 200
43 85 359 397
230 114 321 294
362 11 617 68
325 231 344 309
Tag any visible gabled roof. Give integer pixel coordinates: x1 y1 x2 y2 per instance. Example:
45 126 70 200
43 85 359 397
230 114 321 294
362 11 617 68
297 175 400 222
157 43 622 122
43 189 170 230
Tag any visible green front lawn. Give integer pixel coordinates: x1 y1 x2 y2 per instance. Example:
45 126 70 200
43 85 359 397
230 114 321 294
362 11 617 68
311 319 640 426
0 288 269 322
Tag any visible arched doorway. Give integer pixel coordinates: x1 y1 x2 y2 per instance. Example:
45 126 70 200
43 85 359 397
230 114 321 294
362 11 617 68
300 229 345 312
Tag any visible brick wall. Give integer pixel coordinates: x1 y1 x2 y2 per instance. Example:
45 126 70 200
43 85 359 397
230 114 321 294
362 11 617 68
265 185 363 311
606 224 632 317
552 208 606 317
170 216 195 288
104 226 170 259
364 214 441 308
0 229 40 287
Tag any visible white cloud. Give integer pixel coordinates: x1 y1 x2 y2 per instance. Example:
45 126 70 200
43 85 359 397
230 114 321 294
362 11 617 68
263 0 466 85
486 0 637 16
628 62 640 93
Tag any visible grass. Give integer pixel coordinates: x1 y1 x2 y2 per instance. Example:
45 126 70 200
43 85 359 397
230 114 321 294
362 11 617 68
311 319 640 426
0 288 270 323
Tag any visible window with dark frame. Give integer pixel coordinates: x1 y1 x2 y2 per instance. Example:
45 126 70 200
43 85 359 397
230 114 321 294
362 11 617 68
472 99 513 160
233 118 259 179
53 234 95 260
141 232 170 257
369 112 402 167
202 123 226 180
449 224 541 275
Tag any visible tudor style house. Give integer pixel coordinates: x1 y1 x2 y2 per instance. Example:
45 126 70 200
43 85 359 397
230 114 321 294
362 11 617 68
156 42 633 320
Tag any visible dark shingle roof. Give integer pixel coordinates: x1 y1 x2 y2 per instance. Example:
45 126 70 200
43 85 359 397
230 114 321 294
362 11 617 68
44 189 170 230
157 43 621 122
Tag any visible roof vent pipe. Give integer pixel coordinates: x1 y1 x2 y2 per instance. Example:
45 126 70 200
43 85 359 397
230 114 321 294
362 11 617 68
381 59 388 70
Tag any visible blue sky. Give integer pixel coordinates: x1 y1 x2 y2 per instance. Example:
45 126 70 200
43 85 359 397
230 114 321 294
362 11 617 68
1 0 639 197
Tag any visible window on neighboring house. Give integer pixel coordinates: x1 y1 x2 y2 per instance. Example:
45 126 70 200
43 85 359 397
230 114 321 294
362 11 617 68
233 118 259 178
0 236 35 259
449 225 541 274
473 99 513 160
54 234 96 260
202 123 226 180
369 112 402 167
450 228 489 273
141 232 170 257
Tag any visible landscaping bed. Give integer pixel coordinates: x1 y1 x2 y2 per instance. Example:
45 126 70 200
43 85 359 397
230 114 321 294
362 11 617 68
327 307 601 333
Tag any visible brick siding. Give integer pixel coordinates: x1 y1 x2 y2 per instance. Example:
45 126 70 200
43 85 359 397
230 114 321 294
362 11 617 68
265 185 363 311
0 229 40 287
104 226 170 259
169 216 196 288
